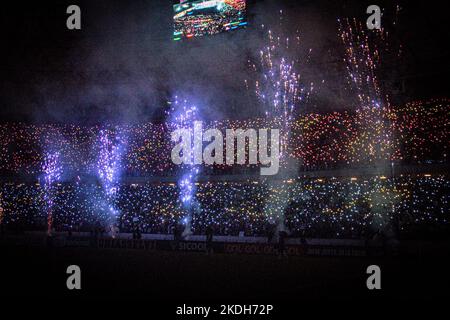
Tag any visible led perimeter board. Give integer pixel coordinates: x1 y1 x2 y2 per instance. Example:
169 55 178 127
173 0 247 40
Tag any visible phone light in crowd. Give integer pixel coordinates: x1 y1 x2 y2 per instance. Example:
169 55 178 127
350 177 358 181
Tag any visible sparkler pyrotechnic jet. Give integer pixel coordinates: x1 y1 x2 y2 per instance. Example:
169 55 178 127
167 96 202 237
95 128 126 236
42 151 62 235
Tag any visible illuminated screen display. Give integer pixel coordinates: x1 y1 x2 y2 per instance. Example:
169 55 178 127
173 0 247 40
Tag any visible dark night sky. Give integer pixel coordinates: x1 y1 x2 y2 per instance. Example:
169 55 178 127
0 0 448 124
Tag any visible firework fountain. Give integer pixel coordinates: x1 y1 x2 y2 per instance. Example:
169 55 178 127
167 96 202 238
338 16 402 164
252 27 314 157
338 14 402 240
96 128 126 237
249 18 315 239
42 151 62 235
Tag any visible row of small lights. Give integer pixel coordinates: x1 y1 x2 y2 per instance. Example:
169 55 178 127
6 173 436 188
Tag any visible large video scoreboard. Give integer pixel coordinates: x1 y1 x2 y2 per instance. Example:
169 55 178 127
173 0 247 40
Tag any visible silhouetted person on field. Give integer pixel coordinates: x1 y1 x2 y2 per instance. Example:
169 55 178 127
266 224 274 243
205 225 214 255
278 230 287 258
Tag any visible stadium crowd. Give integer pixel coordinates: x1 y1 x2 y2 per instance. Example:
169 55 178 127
0 99 448 176
0 99 448 239
1 175 448 239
